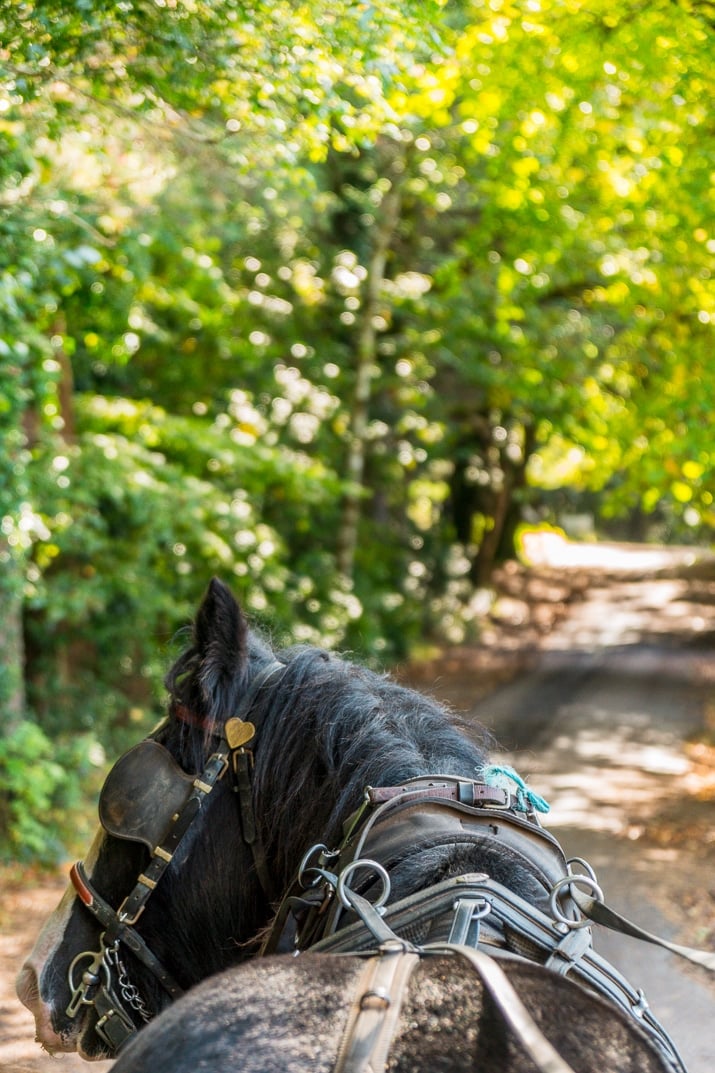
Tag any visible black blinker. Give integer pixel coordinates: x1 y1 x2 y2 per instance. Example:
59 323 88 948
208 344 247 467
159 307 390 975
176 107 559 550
99 741 195 851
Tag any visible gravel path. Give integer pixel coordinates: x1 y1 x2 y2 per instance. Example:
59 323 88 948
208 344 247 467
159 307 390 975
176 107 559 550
410 540 715 1072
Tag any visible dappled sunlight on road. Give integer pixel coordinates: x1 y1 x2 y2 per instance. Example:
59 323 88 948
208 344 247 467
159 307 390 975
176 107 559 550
459 542 715 1071
521 532 704 573
514 721 691 835
513 537 715 652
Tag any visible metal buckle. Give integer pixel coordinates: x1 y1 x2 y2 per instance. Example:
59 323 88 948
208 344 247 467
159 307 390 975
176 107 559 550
117 897 145 927
462 783 511 809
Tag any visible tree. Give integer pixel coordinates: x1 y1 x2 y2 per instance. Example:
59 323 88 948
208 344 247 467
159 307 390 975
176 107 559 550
2 0 715 859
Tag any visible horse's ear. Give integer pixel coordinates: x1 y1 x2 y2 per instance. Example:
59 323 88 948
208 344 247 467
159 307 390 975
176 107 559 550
193 578 249 709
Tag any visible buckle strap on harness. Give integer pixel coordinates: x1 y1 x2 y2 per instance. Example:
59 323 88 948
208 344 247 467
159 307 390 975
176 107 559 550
115 748 229 928
333 942 579 1073
367 783 513 809
305 870 687 1073
69 863 184 999
176 659 284 898
225 659 284 898
65 744 232 1053
333 945 421 1073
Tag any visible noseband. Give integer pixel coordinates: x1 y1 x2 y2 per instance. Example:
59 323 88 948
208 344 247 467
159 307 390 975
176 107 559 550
66 660 284 1053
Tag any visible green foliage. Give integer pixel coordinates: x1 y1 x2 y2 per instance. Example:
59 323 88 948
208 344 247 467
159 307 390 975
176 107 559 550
23 393 353 744
2 0 715 860
0 720 99 864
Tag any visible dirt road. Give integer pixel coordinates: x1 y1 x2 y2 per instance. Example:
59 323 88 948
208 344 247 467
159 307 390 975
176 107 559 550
4 539 715 1070
409 539 715 1072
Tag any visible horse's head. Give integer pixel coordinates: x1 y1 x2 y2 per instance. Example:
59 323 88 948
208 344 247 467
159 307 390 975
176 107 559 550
17 578 283 1060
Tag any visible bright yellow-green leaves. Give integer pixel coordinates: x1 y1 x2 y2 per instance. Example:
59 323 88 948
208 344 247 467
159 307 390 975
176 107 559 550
2 0 715 683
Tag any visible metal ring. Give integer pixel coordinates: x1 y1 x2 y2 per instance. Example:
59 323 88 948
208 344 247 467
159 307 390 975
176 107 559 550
567 856 598 883
550 873 604 930
298 843 330 889
337 859 391 911
67 946 111 1015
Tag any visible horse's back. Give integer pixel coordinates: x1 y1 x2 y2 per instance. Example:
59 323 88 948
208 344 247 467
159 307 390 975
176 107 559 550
111 953 671 1073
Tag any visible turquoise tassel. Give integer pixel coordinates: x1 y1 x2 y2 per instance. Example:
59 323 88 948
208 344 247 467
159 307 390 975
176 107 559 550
482 764 550 814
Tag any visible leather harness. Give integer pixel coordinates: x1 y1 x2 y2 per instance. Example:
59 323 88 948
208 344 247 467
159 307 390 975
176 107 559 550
263 775 713 1073
66 668 714 1068
331 941 585 1073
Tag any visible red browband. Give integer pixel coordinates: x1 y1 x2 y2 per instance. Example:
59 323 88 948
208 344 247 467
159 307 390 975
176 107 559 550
69 861 93 906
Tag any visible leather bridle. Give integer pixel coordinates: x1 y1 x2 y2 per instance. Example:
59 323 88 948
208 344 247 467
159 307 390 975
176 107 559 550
65 660 283 1053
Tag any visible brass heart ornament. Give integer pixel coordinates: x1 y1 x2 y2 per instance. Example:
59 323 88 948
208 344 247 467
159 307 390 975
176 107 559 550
225 717 256 750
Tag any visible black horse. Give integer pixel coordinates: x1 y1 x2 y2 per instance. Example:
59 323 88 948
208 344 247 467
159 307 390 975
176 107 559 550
18 578 493 1058
18 579 689 1070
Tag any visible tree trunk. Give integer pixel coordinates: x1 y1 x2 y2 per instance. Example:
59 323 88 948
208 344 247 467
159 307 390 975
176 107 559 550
0 560 26 728
0 360 30 731
335 152 404 581
0 331 74 732
470 424 535 586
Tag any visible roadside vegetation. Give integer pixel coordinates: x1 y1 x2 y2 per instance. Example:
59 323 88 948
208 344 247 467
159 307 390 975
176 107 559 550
1 0 714 861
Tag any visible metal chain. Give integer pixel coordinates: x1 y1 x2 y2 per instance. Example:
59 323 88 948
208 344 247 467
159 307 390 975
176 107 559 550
106 944 152 1023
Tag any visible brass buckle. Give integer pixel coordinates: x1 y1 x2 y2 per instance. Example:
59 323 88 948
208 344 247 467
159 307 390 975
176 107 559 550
117 896 145 926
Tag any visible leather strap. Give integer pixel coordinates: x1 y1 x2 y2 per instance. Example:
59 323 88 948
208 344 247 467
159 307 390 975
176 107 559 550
172 659 283 898
333 950 420 1073
571 888 715 972
434 944 579 1073
347 790 570 898
368 783 512 809
233 748 272 894
92 983 137 1052
114 749 229 928
226 660 284 898
314 799 573 944
338 886 418 951
332 943 579 1073
307 871 687 1072
70 863 184 999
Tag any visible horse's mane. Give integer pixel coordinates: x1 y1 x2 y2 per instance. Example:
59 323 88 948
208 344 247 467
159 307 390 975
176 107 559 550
162 579 494 897
253 647 494 882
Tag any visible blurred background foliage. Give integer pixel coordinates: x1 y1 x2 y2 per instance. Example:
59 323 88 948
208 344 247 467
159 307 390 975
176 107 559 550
1 0 714 860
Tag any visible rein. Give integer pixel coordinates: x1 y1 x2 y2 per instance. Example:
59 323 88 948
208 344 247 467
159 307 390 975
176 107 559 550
332 941 582 1073
66 659 284 1053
